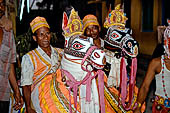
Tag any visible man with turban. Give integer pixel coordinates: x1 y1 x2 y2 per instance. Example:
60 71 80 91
20 16 62 113
83 14 104 49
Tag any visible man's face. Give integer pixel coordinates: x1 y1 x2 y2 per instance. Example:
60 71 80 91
0 0 5 18
85 25 99 39
34 26 51 48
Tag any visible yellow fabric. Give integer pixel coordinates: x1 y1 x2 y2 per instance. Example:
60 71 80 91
28 49 62 112
30 16 50 33
28 50 51 91
27 48 79 112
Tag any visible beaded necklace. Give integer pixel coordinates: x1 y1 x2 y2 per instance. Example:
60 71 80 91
162 55 169 99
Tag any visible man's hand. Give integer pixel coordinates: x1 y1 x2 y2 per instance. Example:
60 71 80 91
13 90 24 110
9 64 23 110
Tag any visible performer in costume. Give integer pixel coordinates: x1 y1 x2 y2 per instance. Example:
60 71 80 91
83 14 104 49
134 20 170 113
20 16 63 113
82 13 120 113
102 4 145 112
60 8 106 113
20 9 106 113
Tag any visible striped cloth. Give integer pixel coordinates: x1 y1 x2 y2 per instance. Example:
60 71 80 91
0 29 16 101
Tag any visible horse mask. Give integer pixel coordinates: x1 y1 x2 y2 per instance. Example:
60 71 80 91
104 4 139 110
62 8 106 113
62 8 105 69
104 4 138 57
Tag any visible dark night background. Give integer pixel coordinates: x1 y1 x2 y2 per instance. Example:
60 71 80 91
16 0 117 49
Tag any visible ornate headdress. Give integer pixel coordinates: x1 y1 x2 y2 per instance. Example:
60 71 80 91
82 14 100 33
62 8 83 37
30 16 50 33
104 4 128 29
164 19 170 57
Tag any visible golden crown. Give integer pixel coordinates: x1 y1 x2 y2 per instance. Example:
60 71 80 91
104 4 128 29
62 8 83 37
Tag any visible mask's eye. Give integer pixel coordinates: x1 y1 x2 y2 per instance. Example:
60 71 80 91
72 41 85 50
128 42 132 48
111 33 119 39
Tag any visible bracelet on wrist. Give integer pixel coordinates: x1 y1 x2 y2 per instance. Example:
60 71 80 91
136 101 141 108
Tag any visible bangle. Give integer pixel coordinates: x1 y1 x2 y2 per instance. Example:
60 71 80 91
136 101 141 108
137 102 141 108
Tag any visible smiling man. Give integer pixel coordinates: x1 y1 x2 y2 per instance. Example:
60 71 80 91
83 14 104 49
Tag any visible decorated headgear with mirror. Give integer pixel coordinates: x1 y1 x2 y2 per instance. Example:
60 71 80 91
104 4 138 58
62 8 83 38
104 4 128 30
164 19 170 58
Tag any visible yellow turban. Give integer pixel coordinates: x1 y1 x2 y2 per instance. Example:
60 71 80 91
30 16 50 33
82 14 100 33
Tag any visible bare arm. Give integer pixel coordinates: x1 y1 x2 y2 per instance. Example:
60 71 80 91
134 58 161 113
9 63 23 110
21 54 36 113
22 85 36 113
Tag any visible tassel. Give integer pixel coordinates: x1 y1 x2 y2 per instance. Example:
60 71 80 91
128 58 137 109
98 70 105 113
120 57 127 106
120 57 137 110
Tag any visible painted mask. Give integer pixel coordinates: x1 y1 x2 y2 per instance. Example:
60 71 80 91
104 26 138 57
104 4 139 58
62 8 106 69
64 35 106 69
164 20 170 57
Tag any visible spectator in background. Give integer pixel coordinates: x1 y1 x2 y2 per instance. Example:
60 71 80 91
0 0 23 112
